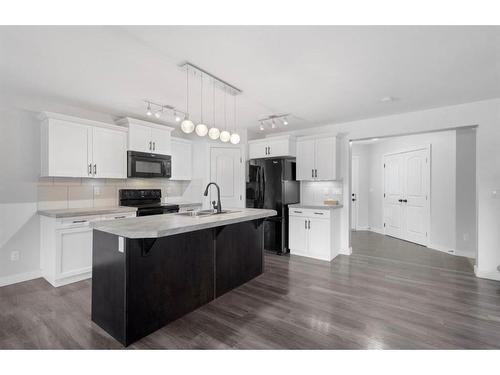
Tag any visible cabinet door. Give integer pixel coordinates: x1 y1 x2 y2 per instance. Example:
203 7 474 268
151 127 171 155
56 226 93 279
92 127 127 179
307 217 331 261
289 216 308 256
49 120 90 177
170 139 192 180
296 139 316 180
315 137 336 180
267 139 289 157
128 123 152 153
248 141 267 159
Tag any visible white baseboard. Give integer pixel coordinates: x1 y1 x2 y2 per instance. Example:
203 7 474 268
474 266 500 282
369 227 385 235
428 242 456 255
0 269 42 288
354 226 370 231
339 247 352 255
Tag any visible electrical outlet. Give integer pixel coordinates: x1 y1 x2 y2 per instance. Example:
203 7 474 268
95 187 101 196
10 251 19 262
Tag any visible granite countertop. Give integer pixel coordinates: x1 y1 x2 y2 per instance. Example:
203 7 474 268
92 208 277 239
38 206 137 218
289 203 343 210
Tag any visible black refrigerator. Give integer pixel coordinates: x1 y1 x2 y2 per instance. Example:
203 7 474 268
246 158 300 254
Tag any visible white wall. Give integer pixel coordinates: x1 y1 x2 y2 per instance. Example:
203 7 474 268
455 127 477 258
282 98 500 281
0 108 42 285
353 130 457 253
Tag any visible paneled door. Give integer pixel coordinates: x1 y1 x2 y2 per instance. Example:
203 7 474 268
351 155 359 230
210 147 243 208
402 148 429 245
296 139 315 180
92 127 127 179
383 146 430 246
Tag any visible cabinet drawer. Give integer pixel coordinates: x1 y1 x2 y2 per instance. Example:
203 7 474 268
289 208 331 218
101 212 136 221
58 215 101 228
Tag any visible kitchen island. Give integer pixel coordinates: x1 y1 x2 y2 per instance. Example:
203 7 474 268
90 208 276 346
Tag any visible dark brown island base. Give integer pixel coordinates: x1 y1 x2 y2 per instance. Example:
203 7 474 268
90 208 276 346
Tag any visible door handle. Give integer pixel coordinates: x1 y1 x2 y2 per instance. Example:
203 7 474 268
315 169 318 178
398 199 403 202
308 220 311 229
269 147 271 155
149 141 152 150
352 198 356 202
312 169 314 178
153 142 156 151
88 163 92 175
402 199 408 203
93 164 97 176
305 219 307 229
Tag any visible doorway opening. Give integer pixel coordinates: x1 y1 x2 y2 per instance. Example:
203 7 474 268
349 126 477 266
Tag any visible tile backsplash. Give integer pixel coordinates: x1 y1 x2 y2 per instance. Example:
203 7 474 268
37 177 200 210
300 181 343 205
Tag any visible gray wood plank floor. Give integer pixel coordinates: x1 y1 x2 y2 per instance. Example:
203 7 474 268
1 230 499 349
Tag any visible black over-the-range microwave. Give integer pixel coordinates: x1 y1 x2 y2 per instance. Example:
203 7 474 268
127 151 171 178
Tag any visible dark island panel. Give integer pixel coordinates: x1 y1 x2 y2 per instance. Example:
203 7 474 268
215 220 264 298
126 229 215 345
92 219 265 346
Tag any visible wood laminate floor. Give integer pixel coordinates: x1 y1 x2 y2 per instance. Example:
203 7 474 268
1 230 499 349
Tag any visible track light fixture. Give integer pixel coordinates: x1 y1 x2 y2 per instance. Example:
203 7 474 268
144 101 186 124
258 114 291 131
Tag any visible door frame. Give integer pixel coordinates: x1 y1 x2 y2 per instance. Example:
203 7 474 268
351 155 359 231
382 144 431 246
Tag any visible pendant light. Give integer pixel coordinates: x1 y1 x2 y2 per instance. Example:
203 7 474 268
230 94 240 144
181 66 194 134
195 72 208 137
219 87 230 143
208 79 220 140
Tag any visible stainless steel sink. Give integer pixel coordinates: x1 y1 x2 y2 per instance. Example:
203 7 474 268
176 209 239 218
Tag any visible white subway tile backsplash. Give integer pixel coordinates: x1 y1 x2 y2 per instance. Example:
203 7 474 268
68 185 93 208
300 181 343 205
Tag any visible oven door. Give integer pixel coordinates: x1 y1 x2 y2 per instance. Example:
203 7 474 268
128 151 171 178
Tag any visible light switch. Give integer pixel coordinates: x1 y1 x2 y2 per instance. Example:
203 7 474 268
118 236 124 253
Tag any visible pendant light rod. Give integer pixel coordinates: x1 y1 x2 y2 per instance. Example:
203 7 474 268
258 113 290 122
179 61 242 96
144 100 187 117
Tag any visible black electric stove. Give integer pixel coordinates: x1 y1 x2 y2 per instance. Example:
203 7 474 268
119 189 179 217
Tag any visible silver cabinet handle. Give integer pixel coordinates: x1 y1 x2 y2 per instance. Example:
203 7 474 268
293 210 303 214
312 169 314 178
305 219 307 229
149 141 152 150
269 146 271 155
308 220 311 229
114 216 126 219
93 164 97 175
314 212 324 215
88 164 92 175
72 219 87 223
153 141 156 151
315 169 318 178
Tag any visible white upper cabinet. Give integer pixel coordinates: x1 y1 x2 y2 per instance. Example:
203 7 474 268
170 137 192 180
248 135 296 159
40 112 127 179
296 136 337 181
117 118 173 155
91 127 127 179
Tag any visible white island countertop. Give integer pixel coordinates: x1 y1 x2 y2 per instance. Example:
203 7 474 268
91 208 277 239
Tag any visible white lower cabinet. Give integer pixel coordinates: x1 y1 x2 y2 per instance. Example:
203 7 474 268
40 212 136 287
288 208 340 261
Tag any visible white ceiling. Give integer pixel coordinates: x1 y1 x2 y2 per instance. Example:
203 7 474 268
1 26 499 136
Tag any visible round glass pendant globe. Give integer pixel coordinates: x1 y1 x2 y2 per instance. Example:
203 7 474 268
230 133 240 144
181 119 194 134
220 130 231 143
195 123 208 137
208 127 220 140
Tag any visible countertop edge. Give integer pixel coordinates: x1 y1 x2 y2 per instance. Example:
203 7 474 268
288 204 343 210
38 206 138 218
92 209 276 239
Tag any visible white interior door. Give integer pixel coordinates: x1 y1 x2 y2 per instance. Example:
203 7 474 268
383 153 405 238
402 148 429 245
383 147 430 246
210 147 243 209
351 156 359 230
